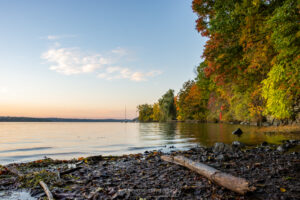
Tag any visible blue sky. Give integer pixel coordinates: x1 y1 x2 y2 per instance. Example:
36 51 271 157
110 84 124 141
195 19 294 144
0 0 206 119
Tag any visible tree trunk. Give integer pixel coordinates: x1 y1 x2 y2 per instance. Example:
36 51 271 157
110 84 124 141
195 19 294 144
161 155 255 194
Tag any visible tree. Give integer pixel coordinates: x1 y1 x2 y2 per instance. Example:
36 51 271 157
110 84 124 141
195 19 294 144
192 0 299 122
152 103 161 122
158 89 177 122
262 0 300 120
137 104 153 122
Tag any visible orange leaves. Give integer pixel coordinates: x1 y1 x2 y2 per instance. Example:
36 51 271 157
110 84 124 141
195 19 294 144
0 166 9 176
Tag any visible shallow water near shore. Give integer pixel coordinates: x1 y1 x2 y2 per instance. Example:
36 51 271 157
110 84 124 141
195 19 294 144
0 122 299 164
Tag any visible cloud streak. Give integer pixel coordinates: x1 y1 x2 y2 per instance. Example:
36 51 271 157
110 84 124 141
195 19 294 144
98 67 162 81
41 46 162 81
45 34 77 40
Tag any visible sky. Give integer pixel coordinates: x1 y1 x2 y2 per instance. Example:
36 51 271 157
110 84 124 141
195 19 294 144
0 0 206 119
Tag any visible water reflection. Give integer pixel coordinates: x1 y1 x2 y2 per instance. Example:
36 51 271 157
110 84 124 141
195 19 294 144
0 122 299 164
177 123 299 146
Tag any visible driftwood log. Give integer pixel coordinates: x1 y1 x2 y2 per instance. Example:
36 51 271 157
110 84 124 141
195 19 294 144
39 181 54 200
161 155 255 194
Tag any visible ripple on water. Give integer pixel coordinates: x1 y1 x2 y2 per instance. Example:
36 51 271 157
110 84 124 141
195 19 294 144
0 147 53 153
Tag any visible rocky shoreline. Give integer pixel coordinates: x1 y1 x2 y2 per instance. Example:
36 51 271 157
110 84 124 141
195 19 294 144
1 140 300 200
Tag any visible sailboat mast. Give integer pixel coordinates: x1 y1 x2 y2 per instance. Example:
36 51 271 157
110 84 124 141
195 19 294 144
125 105 126 122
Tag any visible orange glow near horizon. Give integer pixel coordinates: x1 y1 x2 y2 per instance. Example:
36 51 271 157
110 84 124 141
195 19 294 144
0 104 137 119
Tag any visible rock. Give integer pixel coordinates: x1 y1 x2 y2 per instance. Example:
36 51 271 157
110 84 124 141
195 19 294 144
213 143 231 153
287 140 297 144
232 141 245 148
272 119 281 126
250 122 258 126
262 122 271 126
215 154 225 161
232 128 243 135
201 156 207 162
283 143 295 150
277 145 285 152
261 141 268 146
112 189 130 199
85 155 103 164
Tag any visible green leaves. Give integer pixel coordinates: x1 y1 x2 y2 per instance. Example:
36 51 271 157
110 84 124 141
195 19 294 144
190 0 299 122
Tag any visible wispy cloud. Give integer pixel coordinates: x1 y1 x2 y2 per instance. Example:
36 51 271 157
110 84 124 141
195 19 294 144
41 45 162 81
41 47 110 75
98 67 162 81
41 34 77 40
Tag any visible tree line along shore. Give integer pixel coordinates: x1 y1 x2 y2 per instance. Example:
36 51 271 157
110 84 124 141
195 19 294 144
138 0 299 126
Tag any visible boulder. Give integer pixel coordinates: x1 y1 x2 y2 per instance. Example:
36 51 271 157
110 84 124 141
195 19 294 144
232 128 243 135
213 142 231 153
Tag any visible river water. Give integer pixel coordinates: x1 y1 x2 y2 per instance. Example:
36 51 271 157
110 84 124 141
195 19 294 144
0 122 299 165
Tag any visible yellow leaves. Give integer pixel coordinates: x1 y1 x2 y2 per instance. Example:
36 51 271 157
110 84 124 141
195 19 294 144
217 54 225 60
280 188 286 192
78 157 88 164
252 0 260 6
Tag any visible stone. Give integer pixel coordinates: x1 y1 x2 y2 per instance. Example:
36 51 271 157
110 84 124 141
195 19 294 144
261 141 268 146
213 142 231 153
262 122 271 126
232 141 245 148
215 154 225 161
112 189 130 199
272 119 281 126
250 122 258 126
232 128 243 135
277 145 285 152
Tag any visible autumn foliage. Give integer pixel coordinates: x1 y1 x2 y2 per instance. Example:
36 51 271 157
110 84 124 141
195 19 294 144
138 0 299 123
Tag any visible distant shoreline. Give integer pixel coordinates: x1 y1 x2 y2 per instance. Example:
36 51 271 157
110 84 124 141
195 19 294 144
0 116 133 122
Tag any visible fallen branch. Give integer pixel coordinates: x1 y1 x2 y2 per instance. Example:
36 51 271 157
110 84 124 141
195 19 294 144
161 155 255 194
60 166 82 176
39 181 54 200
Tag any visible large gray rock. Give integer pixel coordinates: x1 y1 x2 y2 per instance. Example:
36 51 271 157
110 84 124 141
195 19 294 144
213 142 231 153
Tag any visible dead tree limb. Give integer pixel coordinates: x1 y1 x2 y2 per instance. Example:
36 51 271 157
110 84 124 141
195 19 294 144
60 166 81 176
161 155 255 194
39 181 54 200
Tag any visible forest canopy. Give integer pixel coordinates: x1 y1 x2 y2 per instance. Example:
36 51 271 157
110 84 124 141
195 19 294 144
138 0 299 124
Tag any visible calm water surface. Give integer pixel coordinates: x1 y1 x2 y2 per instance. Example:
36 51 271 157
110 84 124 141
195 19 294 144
0 122 299 164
